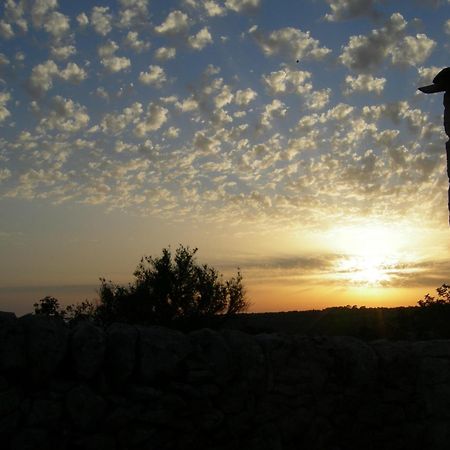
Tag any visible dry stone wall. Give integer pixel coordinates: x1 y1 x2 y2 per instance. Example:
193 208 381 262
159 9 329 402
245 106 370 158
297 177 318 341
1 311 450 450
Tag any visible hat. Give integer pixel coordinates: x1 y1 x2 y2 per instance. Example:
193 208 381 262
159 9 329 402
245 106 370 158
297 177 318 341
418 67 450 94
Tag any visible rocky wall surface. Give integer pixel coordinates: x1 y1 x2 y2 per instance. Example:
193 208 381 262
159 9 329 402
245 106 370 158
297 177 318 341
1 311 450 450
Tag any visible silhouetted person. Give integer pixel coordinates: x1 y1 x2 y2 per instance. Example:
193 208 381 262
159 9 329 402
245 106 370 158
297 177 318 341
419 67 450 224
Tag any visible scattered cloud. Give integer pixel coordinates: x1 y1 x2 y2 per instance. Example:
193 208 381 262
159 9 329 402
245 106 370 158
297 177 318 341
98 40 131 73
90 6 113 36
154 10 190 35
340 13 436 71
154 47 176 61
188 27 213 50
139 65 167 88
344 74 386 95
324 0 380 21
251 27 331 61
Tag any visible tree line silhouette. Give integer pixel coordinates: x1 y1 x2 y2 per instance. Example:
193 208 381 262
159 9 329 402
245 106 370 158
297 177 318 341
33 245 248 329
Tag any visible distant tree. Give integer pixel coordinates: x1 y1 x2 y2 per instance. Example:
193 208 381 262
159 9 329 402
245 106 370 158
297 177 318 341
33 296 65 318
418 284 450 307
32 246 249 328
96 245 249 326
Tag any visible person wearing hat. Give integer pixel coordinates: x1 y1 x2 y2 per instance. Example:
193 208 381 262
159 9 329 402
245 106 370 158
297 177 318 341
419 67 450 222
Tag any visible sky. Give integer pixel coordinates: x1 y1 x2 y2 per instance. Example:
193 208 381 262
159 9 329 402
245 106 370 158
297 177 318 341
1 0 450 315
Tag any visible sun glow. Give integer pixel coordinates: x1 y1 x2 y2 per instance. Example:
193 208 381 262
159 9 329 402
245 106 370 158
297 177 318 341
326 222 418 287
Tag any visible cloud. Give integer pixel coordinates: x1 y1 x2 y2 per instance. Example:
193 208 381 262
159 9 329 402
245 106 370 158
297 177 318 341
340 13 436 71
138 65 167 88
27 60 59 96
251 27 331 61
344 74 386 95
59 62 87 83
225 0 260 13
124 31 150 53
100 102 143 135
259 99 288 129
91 6 113 36
118 0 150 28
445 19 450 34
234 88 257 106
324 0 380 21
0 20 14 39
306 89 331 110
31 0 58 28
0 91 11 121
154 47 176 61
188 27 213 50
42 11 70 40
154 10 190 35
98 41 131 73
39 96 89 133
76 13 89 27
50 45 76 60
134 103 169 137
262 66 312 95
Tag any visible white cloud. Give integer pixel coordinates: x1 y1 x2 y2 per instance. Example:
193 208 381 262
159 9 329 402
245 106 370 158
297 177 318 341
252 27 331 61
164 126 180 139
225 0 260 12
154 47 176 61
344 74 386 95
91 6 113 36
0 91 11 122
234 88 257 106
98 41 131 73
262 67 312 95
51 45 76 60
39 96 89 133
306 89 331 110
28 60 59 96
324 0 379 21
42 11 70 40
204 1 226 16
260 99 288 128
0 20 14 39
118 0 150 28
139 65 167 88
340 13 436 71
445 19 450 35
31 0 58 27
188 27 213 50
76 13 89 27
59 62 87 83
0 168 11 182
101 102 143 135
124 31 150 53
176 96 199 112
155 10 190 35
134 103 169 137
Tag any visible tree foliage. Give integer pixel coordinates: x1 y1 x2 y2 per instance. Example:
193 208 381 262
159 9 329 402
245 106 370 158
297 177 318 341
33 245 249 328
417 284 450 307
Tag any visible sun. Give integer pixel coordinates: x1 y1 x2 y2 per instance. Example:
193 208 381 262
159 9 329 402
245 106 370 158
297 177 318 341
325 222 417 287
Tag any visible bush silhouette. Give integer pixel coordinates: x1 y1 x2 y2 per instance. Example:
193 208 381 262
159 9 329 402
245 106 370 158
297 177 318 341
35 245 249 328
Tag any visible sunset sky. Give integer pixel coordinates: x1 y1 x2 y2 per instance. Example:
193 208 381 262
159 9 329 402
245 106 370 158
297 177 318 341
1 0 450 315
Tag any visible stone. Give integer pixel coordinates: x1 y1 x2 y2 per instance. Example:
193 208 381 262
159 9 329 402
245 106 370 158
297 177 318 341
0 312 26 372
66 384 106 432
137 326 192 383
189 328 232 385
70 321 105 379
27 397 62 428
20 314 68 382
106 322 138 382
222 329 266 390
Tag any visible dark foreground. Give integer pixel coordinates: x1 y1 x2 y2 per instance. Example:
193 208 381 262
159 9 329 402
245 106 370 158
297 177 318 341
2 311 450 450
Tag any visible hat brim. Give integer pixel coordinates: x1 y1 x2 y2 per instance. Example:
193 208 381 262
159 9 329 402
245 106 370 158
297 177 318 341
418 84 447 94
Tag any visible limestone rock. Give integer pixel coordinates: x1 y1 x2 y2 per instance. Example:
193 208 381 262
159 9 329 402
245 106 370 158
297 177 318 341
106 323 138 382
137 326 192 383
66 385 106 432
20 315 68 381
0 312 26 373
189 328 232 385
71 321 105 379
